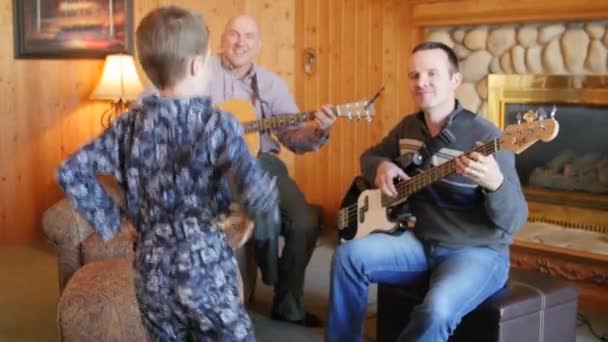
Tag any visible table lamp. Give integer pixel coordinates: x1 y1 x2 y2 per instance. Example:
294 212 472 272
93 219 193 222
90 53 144 127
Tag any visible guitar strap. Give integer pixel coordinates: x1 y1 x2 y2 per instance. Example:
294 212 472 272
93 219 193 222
251 73 267 119
251 72 270 155
392 127 455 172
411 127 456 169
396 110 477 171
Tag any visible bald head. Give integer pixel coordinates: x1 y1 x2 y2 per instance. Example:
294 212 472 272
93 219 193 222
220 14 262 76
223 15 260 37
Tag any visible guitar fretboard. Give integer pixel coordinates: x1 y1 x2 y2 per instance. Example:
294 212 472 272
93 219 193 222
381 139 501 207
242 112 316 133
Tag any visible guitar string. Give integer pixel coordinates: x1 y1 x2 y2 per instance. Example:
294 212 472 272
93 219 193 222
242 101 373 133
339 141 499 223
243 111 315 133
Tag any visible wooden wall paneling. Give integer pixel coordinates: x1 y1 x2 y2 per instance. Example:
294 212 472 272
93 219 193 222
293 0 319 207
354 0 370 173
322 0 346 222
342 0 357 212
28 60 62 241
340 0 357 204
0 0 17 242
8 57 47 243
380 0 401 135
369 0 384 147
399 3 425 121
411 0 608 27
294 0 306 107
316 0 331 211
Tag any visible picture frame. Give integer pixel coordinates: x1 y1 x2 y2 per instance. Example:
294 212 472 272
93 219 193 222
13 0 133 59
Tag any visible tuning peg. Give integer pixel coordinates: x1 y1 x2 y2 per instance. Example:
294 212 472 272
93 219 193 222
550 105 557 118
516 112 523 124
537 108 547 120
522 110 537 123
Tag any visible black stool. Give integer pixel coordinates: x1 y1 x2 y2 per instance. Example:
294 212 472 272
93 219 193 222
377 268 579 342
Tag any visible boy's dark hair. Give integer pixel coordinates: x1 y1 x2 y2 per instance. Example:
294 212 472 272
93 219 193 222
136 5 209 89
412 41 460 74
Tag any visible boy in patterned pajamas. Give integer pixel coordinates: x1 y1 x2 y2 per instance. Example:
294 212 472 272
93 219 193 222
56 5 278 341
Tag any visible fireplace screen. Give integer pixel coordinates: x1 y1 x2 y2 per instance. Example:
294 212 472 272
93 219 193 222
504 103 608 194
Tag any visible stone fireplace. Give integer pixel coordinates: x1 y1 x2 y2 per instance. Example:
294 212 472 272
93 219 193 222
426 20 608 118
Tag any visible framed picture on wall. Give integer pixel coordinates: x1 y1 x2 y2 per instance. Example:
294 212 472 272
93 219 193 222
13 0 133 59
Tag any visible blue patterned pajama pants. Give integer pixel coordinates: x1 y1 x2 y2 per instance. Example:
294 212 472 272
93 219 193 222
133 218 255 341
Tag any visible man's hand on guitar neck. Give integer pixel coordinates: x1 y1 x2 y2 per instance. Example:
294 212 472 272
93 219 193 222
375 161 411 197
454 146 504 192
313 104 337 135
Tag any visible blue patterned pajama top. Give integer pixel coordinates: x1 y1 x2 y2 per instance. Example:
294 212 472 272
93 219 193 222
57 95 278 341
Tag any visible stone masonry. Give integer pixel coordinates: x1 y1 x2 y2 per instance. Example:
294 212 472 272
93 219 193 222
425 21 608 118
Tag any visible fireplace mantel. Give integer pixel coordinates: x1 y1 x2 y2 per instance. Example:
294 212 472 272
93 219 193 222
487 74 608 127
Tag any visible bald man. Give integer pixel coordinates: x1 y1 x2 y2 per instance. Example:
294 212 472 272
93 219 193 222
207 15 336 327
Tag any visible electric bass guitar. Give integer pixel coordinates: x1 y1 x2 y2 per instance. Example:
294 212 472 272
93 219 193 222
216 99 375 155
337 110 560 241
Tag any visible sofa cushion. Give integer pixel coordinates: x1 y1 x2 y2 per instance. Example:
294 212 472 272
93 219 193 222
58 258 246 342
57 258 146 342
44 176 126 247
81 232 134 265
42 198 95 246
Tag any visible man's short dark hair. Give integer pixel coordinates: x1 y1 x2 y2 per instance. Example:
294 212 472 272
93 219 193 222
412 41 459 74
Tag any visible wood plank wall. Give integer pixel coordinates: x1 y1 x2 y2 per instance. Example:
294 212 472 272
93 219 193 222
0 0 295 244
292 0 608 229
293 0 419 226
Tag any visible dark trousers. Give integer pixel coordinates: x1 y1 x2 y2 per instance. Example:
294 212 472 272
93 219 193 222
256 153 321 320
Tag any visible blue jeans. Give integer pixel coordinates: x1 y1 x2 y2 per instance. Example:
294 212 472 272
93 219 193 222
325 231 510 342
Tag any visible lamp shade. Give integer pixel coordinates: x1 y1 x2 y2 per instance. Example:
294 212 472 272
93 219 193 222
90 54 144 102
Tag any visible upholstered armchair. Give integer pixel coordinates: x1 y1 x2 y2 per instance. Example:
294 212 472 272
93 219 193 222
43 192 255 341
43 196 145 341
